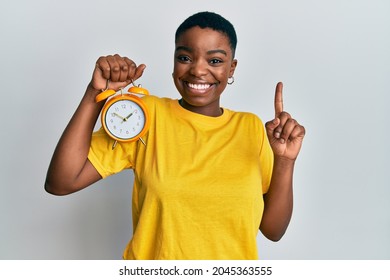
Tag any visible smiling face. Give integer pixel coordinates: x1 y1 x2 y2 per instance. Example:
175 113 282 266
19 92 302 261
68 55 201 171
173 26 237 117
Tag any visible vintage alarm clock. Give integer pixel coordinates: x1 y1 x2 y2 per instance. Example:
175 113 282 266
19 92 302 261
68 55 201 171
95 81 150 149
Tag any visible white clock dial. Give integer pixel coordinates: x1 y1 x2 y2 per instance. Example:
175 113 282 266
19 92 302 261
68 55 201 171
104 99 146 140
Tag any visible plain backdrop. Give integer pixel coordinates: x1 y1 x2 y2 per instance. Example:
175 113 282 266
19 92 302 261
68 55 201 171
1 0 389 259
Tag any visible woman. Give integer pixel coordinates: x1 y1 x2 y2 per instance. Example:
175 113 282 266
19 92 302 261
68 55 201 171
45 11 305 259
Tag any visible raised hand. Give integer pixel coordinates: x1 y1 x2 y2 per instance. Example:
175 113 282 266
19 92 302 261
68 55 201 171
265 82 305 161
91 54 146 92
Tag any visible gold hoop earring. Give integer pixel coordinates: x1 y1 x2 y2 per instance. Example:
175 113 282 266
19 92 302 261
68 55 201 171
228 76 235 85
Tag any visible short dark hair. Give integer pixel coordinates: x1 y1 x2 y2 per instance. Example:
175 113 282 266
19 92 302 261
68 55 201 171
175 11 237 57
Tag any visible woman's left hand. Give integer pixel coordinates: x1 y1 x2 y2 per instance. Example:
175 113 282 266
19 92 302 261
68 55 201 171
265 82 306 161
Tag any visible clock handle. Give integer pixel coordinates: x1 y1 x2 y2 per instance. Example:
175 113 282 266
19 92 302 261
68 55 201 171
128 80 150 96
95 89 116 103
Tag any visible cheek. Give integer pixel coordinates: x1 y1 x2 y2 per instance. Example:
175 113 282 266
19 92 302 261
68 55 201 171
172 64 179 80
216 68 231 83
172 67 183 92
172 63 185 80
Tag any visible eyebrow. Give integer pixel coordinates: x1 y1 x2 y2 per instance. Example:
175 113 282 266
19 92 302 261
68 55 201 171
175 46 228 56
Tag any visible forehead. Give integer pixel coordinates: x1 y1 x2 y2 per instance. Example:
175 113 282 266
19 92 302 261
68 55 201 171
175 26 232 55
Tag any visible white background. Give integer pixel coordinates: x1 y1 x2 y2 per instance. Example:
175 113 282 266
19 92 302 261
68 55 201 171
0 0 389 259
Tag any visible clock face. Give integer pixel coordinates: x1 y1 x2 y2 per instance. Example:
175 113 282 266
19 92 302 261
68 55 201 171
103 99 147 141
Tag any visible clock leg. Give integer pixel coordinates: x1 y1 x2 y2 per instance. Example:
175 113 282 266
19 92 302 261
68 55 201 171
139 138 146 146
112 140 118 150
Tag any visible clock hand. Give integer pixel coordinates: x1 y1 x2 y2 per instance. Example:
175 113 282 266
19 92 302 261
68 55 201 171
122 110 137 123
113 112 126 121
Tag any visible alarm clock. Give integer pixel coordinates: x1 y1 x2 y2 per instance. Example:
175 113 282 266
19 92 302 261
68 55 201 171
95 83 150 149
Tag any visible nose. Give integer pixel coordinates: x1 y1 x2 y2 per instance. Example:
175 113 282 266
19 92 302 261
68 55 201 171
190 59 208 77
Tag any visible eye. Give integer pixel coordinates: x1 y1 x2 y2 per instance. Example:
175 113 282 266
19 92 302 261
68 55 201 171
210 58 223 65
177 55 191 63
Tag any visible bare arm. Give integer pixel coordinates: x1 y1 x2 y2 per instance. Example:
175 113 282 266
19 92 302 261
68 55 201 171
260 82 305 241
44 55 146 195
44 84 104 195
260 157 295 241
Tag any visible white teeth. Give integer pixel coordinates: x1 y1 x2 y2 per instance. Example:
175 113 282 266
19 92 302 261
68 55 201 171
187 83 211 90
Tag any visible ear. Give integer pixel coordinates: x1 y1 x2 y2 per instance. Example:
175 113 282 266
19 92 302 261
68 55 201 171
229 59 238 77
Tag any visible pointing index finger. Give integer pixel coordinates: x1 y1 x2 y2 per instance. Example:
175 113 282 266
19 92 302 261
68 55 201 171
274 81 284 117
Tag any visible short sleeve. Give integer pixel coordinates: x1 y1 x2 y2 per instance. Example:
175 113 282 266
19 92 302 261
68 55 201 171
88 127 137 178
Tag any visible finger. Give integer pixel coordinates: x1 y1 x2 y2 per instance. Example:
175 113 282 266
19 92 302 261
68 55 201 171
95 56 111 81
123 57 137 81
106 55 121 82
274 82 284 117
289 124 306 140
279 118 299 143
114 54 131 82
273 111 291 139
265 118 280 138
122 58 146 83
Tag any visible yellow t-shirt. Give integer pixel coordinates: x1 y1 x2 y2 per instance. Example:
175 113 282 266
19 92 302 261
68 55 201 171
88 95 274 260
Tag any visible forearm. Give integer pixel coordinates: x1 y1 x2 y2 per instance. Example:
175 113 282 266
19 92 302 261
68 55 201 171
260 156 295 241
45 84 104 195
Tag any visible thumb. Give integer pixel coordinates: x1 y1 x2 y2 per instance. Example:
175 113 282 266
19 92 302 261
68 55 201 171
134 64 147 80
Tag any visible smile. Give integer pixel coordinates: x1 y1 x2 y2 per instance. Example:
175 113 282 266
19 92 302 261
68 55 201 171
186 82 212 90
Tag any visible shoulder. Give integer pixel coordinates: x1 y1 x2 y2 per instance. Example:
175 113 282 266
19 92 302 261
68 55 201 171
225 108 265 126
141 95 173 105
140 95 181 123
224 109 267 139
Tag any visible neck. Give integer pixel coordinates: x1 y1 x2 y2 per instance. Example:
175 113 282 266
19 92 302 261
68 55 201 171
179 99 223 117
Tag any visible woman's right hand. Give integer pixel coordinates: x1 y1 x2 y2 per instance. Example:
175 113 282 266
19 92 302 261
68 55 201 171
45 54 146 195
90 54 146 92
